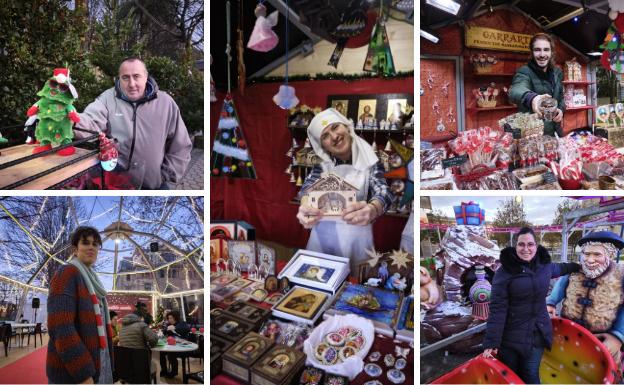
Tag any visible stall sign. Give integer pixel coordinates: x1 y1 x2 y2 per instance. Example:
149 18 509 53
465 26 531 53
442 155 468 168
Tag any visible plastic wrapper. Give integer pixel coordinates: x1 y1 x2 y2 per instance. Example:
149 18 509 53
420 148 445 180
456 170 517 190
582 161 614 181
259 318 312 351
420 169 456 190
448 126 513 172
498 112 544 137
518 135 558 167
303 314 374 380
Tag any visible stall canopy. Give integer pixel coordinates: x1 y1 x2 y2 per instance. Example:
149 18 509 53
0 196 204 322
421 0 612 57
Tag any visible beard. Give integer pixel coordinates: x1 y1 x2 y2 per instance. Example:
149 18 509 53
582 259 610 279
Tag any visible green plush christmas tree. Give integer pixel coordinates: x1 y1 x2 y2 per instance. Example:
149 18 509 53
25 68 79 156
211 95 257 178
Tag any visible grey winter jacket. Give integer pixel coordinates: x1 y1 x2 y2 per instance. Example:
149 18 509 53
75 77 193 189
118 313 159 350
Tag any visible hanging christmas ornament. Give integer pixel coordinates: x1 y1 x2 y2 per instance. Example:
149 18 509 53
371 141 378 152
304 138 311 148
328 2 371 68
25 67 79 156
237 0 246 95
210 55 217 103
98 133 119 171
285 164 292 174
273 0 299 109
290 172 296 183
384 140 392 152
296 173 303 186
247 3 279 52
363 5 396 76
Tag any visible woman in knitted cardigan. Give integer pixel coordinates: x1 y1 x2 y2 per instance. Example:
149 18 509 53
46 227 113 384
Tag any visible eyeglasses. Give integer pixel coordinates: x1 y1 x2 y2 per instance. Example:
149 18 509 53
49 80 69 93
517 242 536 248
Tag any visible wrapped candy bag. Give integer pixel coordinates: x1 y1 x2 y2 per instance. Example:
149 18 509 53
247 3 279 52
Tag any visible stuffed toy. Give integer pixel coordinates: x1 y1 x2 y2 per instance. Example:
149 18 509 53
420 266 442 310
25 68 79 156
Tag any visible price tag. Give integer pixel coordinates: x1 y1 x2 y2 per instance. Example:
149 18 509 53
503 123 521 139
542 172 557 184
442 155 468 168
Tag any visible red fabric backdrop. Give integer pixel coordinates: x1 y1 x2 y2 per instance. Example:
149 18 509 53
210 78 413 251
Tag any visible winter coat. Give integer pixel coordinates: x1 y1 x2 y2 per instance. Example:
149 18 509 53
482 245 580 358
508 60 565 137
46 265 113 384
164 320 191 339
75 77 192 189
118 313 158 350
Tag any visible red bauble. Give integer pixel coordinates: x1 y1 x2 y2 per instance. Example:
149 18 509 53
238 140 246 148
212 168 220 175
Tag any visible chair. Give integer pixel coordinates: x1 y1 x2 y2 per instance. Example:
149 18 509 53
0 324 11 356
182 335 203 383
114 346 157 384
25 323 43 348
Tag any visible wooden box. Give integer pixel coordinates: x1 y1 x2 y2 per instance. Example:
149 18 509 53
250 345 306 385
211 312 255 342
210 334 233 378
224 301 271 331
222 332 274 383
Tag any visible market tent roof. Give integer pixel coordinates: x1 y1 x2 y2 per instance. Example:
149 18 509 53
0 196 204 299
421 0 612 58
210 0 414 89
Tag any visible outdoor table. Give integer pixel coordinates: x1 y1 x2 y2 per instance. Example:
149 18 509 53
0 144 100 189
152 338 198 384
5 322 37 347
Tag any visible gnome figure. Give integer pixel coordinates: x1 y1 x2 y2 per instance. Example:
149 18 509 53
25 68 79 156
98 133 119 171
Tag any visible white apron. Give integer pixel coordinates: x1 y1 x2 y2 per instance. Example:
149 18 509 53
306 162 374 274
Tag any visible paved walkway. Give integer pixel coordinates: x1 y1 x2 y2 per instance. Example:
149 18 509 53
174 148 204 190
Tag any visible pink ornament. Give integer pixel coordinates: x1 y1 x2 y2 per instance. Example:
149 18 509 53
191 327 197 333
247 6 279 52
167 336 176 345
200 327 204 333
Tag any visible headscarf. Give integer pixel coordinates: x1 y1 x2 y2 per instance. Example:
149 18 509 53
307 108 378 171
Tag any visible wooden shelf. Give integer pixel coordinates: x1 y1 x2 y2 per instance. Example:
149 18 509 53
562 81 595 85
467 105 517 112
566 105 596 111
472 72 516 77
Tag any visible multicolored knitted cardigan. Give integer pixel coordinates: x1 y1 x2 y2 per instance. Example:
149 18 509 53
46 264 113 383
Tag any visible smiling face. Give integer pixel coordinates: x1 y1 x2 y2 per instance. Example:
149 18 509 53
320 123 352 161
119 60 148 101
531 38 552 70
582 244 609 272
75 235 100 267
516 233 537 262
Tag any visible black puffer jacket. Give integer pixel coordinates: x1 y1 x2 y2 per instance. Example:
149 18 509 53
482 246 580 357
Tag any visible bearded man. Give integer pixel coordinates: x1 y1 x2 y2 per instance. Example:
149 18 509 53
546 231 624 361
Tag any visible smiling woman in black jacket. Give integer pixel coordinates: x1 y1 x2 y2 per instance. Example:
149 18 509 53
482 227 580 384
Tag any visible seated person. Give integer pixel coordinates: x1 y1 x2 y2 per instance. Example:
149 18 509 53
159 310 190 378
110 311 120 346
118 312 159 374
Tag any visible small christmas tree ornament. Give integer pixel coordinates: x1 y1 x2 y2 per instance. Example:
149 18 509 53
25 68 79 156
98 133 119 171
469 265 492 320
210 95 257 178
363 8 396 76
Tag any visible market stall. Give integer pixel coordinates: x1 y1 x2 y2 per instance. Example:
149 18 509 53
210 0 414 383
419 4 624 190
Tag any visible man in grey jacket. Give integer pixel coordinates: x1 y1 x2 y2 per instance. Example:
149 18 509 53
75 57 192 189
118 313 159 376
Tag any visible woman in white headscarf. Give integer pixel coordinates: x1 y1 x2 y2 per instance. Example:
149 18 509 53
296 108 394 272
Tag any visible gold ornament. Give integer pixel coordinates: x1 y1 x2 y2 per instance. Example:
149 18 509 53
389 249 412 270
365 248 383 267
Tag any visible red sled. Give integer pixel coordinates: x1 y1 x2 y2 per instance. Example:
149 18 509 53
431 355 523 384
540 317 617 384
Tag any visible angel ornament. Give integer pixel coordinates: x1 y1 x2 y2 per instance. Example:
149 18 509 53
247 3 279 52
